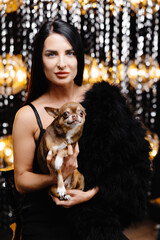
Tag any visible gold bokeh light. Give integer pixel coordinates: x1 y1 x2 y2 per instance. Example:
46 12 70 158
0 135 13 171
0 0 23 13
127 57 160 91
83 55 108 84
0 54 27 95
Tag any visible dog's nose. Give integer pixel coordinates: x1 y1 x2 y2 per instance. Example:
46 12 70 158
72 114 78 121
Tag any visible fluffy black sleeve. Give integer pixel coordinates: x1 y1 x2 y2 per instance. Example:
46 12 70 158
74 81 151 240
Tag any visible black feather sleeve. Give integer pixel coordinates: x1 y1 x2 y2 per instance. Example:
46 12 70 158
74 81 151 239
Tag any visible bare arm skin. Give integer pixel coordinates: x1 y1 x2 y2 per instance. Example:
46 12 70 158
12 106 55 194
13 106 78 194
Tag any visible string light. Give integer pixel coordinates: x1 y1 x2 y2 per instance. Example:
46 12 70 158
60 0 68 22
150 9 159 130
133 5 145 118
104 0 110 80
143 0 153 126
68 1 81 31
120 0 130 94
112 0 120 84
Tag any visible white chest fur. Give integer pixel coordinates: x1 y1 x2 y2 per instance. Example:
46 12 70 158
66 125 79 144
52 142 67 151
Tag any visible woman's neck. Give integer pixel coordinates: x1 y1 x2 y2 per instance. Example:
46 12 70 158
46 82 80 105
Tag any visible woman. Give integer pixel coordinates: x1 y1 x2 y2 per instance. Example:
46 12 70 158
12 19 150 240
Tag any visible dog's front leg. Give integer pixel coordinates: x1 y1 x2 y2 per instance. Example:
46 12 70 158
55 149 70 200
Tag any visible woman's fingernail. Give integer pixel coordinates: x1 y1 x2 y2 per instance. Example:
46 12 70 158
48 150 52 155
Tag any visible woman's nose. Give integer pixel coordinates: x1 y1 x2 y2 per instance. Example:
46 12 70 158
57 55 66 69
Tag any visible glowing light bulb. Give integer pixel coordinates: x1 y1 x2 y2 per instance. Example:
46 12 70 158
91 66 99 79
17 70 24 82
138 69 145 78
129 68 138 79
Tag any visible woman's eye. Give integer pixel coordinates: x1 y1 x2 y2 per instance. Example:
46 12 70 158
47 53 56 57
45 51 57 57
66 51 75 56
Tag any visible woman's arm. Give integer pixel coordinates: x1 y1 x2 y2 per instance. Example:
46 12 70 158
51 187 99 208
13 106 57 194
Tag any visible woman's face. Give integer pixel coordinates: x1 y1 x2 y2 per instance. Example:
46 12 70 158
42 33 78 86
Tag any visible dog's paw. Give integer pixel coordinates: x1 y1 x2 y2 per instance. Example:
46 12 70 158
57 185 66 198
59 194 70 201
54 156 63 170
63 194 70 200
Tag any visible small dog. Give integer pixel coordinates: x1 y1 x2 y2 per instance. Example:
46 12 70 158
37 102 85 200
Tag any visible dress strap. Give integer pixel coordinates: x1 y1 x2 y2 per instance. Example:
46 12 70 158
28 103 43 130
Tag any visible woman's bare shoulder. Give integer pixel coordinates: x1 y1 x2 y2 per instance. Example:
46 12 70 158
13 105 37 131
15 105 34 120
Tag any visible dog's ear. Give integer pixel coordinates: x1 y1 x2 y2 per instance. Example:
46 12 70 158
44 107 59 118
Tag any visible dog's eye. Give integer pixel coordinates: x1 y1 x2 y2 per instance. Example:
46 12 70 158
79 110 84 117
63 111 70 119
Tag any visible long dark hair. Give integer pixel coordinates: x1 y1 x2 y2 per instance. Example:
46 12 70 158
25 19 84 104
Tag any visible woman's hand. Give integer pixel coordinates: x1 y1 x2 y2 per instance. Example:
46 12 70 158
51 187 99 208
61 142 79 180
46 151 57 182
46 143 79 180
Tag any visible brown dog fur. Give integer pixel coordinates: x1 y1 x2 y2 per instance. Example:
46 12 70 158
37 102 85 200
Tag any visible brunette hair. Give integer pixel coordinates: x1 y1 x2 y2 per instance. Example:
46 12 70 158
25 19 84 104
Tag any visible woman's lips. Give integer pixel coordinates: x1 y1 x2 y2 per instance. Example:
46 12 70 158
55 72 69 77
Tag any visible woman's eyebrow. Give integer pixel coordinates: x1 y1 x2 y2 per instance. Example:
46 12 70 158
44 49 75 54
66 48 74 51
65 49 75 53
44 49 57 53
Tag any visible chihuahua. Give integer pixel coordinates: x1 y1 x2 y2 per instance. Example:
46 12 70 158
37 102 85 200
